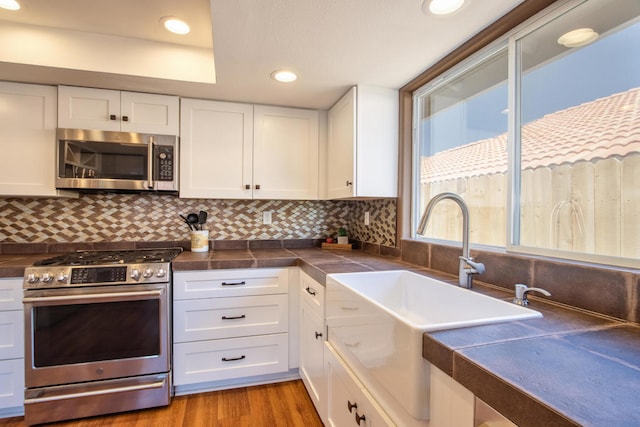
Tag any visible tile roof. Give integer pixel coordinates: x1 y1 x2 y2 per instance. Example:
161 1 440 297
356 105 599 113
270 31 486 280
421 87 640 183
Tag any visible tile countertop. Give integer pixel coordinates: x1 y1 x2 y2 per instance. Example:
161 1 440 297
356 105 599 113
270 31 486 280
2 247 639 426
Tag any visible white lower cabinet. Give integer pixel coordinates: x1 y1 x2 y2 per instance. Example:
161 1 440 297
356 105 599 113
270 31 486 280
173 334 289 385
325 343 394 427
299 271 327 422
172 268 295 394
0 278 24 417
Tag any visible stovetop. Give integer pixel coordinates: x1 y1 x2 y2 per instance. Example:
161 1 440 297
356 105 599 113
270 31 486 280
33 248 183 267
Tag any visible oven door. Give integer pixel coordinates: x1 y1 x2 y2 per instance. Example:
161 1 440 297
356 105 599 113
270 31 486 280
24 283 170 388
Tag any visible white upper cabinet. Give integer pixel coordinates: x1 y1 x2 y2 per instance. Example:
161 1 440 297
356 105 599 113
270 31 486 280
253 105 319 200
180 99 253 199
0 82 74 197
58 86 179 135
180 99 319 200
327 86 398 199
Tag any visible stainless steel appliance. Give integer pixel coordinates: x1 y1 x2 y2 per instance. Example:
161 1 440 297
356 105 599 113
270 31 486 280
56 128 178 193
22 248 182 426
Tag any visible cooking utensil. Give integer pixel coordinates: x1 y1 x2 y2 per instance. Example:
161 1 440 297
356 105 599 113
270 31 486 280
179 214 193 230
186 213 199 231
198 210 208 230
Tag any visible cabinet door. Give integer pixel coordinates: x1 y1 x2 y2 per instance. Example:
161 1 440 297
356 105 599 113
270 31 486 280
0 359 24 410
174 294 289 342
173 333 289 386
0 279 22 311
325 343 395 427
173 268 289 300
179 98 253 199
253 106 319 200
120 91 179 134
327 87 356 199
300 303 326 418
0 82 64 197
0 311 23 360
58 85 121 131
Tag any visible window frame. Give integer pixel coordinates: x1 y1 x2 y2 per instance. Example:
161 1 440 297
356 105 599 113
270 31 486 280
409 0 640 269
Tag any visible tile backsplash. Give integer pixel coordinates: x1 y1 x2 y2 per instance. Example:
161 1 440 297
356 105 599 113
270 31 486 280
0 194 397 246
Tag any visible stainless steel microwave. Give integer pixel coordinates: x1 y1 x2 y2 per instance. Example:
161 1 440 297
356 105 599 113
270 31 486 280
56 128 178 193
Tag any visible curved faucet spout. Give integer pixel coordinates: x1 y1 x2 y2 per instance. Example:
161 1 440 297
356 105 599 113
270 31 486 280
416 192 484 288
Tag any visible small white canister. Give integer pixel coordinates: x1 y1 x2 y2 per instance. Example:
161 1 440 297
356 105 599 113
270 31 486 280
190 230 209 252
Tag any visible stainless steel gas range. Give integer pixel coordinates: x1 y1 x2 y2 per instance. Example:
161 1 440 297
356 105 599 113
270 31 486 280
22 248 182 426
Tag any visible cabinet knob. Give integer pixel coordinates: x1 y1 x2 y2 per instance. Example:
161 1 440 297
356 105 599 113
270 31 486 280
255 184 261 190
315 331 323 339
345 180 353 186
355 412 366 425
245 184 251 190
109 114 117 121
122 115 129 122
347 400 357 413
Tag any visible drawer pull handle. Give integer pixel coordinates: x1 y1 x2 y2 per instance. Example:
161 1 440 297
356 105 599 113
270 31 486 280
221 281 246 286
341 306 358 311
305 287 317 296
221 315 246 320
315 331 323 339
222 355 246 362
347 400 357 413
355 412 366 425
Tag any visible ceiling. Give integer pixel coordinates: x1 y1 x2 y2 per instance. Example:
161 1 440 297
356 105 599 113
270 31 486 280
0 0 525 110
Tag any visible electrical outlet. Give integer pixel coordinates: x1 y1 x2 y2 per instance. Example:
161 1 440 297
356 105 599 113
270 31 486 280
364 211 370 226
263 211 272 225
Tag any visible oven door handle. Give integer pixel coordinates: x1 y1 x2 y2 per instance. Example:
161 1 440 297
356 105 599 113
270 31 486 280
25 377 167 404
23 288 165 304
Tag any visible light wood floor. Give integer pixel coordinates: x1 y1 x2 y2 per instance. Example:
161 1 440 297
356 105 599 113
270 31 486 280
0 380 323 427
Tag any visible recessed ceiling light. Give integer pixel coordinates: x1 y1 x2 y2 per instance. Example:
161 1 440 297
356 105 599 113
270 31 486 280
161 17 190 35
426 0 464 15
0 0 20 10
557 28 599 48
271 70 297 83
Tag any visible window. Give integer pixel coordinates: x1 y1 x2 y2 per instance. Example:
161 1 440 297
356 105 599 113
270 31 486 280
413 0 640 267
413 46 509 248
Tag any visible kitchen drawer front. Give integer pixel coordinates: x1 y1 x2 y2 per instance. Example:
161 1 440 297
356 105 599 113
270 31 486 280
0 279 22 312
0 358 24 410
300 271 324 317
0 311 24 360
173 333 289 386
173 268 289 300
174 294 288 342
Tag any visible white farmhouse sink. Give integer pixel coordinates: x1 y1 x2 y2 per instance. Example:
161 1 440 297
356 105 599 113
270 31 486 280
325 270 541 426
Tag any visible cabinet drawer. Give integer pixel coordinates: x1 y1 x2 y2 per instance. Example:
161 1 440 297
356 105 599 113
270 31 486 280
0 358 24 410
174 294 288 342
173 269 289 300
0 311 24 360
173 333 289 386
300 271 324 317
0 278 22 311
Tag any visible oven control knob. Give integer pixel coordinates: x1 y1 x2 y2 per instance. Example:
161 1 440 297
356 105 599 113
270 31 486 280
27 273 40 283
130 269 141 280
156 268 166 278
41 272 54 283
56 273 68 283
143 268 153 278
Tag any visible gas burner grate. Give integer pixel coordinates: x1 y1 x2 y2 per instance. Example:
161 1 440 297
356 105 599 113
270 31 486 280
33 248 183 266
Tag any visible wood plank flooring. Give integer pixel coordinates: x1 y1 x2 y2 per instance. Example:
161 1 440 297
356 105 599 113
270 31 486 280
0 380 323 427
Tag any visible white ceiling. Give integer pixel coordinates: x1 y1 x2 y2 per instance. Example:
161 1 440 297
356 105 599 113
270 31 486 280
0 0 524 110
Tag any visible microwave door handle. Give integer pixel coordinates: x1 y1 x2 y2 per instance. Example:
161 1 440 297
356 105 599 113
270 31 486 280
147 137 155 189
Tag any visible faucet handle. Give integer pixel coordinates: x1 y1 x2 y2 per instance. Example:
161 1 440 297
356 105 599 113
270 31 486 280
514 284 551 305
460 256 485 275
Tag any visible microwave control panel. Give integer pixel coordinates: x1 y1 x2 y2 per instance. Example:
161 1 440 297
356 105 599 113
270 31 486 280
155 146 175 181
